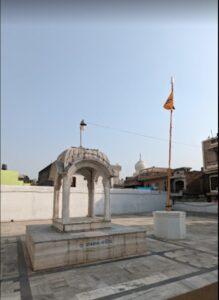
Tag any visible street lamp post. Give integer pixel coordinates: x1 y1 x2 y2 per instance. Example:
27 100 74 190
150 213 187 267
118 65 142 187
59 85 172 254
80 119 87 147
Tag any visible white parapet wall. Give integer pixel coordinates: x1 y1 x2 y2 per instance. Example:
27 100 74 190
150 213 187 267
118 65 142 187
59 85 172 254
173 201 218 214
1 185 166 222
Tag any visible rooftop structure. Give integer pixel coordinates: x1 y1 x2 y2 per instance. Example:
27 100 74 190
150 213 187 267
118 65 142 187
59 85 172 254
52 146 115 226
26 147 147 271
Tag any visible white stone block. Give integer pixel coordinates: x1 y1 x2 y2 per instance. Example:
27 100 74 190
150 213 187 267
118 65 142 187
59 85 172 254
153 211 186 239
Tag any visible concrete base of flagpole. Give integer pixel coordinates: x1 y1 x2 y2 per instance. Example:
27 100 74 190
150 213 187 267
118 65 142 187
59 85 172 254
153 211 186 239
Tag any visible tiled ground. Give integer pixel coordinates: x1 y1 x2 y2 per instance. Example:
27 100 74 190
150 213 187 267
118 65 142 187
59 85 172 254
1 214 218 300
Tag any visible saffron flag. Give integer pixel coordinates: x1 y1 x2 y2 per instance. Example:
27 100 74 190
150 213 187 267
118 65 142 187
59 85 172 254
163 91 175 110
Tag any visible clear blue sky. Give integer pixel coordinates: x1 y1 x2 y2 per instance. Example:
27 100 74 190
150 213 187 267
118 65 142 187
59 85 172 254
1 0 218 179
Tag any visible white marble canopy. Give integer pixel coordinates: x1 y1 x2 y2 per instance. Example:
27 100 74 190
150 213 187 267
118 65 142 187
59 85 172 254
52 147 115 225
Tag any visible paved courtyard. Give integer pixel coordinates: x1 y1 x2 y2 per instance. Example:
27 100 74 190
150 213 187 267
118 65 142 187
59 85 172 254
1 214 218 299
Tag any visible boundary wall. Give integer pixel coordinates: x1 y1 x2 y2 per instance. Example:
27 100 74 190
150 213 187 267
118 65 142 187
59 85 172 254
1 185 166 222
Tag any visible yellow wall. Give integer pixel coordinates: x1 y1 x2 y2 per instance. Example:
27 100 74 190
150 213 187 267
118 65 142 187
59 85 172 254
0 170 30 185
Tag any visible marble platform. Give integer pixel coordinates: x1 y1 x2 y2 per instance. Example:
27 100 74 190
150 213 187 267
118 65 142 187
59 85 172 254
26 224 147 271
53 217 111 232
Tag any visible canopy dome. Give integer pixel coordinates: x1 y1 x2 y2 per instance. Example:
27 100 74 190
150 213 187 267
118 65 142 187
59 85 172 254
58 147 110 166
51 147 115 179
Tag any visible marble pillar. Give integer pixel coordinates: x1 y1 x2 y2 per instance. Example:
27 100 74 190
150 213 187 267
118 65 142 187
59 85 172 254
53 176 61 220
103 178 111 221
62 175 71 224
87 176 95 218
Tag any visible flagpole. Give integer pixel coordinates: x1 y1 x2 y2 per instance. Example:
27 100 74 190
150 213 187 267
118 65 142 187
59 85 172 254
166 77 174 211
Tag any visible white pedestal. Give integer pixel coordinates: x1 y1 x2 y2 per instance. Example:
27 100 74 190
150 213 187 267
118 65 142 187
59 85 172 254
153 211 186 239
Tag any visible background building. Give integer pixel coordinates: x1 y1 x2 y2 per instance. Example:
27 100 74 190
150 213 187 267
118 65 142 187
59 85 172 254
124 156 168 192
170 135 218 201
124 156 212 200
170 167 205 199
38 163 54 186
124 168 168 192
1 164 31 186
202 134 218 201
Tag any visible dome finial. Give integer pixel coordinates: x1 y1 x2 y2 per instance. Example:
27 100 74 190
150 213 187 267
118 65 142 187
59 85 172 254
139 153 142 160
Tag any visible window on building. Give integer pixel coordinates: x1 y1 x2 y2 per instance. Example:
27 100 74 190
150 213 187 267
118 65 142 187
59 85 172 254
210 138 217 144
210 176 218 192
71 177 76 187
154 183 159 190
175 180 184 193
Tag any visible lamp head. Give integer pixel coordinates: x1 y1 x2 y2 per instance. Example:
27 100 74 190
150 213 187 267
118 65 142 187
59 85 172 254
80 119 87 128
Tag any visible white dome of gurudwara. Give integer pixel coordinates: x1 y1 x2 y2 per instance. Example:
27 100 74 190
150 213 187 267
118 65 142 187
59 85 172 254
134 154 146 175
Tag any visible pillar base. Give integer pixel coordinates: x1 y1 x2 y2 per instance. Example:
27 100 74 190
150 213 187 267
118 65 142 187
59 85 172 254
153 211 186 239
53 217 111 232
